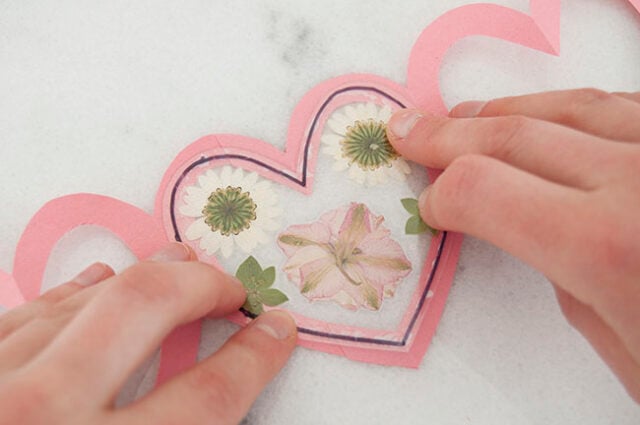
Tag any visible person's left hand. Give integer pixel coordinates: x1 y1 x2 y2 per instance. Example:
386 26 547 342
0 242 297 425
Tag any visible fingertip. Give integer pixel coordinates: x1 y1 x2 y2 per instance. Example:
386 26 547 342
418 185 440 230
118 310 298 425
204 272 247 318
387 109 452 168
184 244 198 261
96 262 116 280
252 310 297 342
387 108 424 146
72 262 115 286
449 100 486 118
148 242 192 262
229 275 248 304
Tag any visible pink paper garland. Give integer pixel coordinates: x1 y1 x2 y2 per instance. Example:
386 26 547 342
0 0 638 386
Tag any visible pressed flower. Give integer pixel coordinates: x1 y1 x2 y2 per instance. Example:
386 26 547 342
321 102 411 186
277 203 412 311
179 166 281 258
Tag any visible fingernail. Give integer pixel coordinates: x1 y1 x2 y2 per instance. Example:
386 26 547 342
418 185 431 209
148 242 191 262
231 277 245 287
451 101 486 118
254 310 295 340
387 109 423 141
73 262 110 286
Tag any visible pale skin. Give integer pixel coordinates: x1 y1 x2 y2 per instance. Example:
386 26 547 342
0 243 298 424
387 88 640 403
0 89 637 425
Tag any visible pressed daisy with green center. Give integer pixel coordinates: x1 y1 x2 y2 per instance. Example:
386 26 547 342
181 167 281 259
322 102 411 186
202 186 257 236
341 119 398 171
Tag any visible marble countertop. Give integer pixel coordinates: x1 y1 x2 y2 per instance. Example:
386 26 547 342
1 1 639 423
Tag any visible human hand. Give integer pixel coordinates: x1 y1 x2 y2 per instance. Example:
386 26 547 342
386 89 640 402
0 242 297 424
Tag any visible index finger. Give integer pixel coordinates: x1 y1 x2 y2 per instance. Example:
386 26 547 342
117 310 297 425
450 89 640 143
27 244 246 404
387 109 610 189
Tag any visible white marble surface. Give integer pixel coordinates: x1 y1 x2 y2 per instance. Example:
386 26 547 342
1 0 640 423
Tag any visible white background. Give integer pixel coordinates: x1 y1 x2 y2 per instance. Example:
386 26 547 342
1 0 640 423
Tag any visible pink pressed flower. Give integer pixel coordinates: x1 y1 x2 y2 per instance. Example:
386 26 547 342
277 203 412 311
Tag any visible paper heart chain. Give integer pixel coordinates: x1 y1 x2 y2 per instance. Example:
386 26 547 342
2 1 639 385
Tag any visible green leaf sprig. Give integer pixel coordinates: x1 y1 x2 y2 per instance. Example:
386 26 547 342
401 198 438 236
235 256 288 315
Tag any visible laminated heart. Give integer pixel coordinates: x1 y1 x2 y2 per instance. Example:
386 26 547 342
1 0 639 386
155 73 463 370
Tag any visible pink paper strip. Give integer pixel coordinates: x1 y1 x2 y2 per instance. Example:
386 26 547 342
12 194 168 301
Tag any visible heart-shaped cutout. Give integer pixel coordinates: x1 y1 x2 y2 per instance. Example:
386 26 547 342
157 75 463 366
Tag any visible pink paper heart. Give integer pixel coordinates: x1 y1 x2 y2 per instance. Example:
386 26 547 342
156 74 462 369
152 0 566 373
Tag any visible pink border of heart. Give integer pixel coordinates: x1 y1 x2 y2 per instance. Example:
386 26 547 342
2 1 639 386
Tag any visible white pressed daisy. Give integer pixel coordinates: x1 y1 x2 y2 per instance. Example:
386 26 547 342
321 102 411 186
179 166 281 259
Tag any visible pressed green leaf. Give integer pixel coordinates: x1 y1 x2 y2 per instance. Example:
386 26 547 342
401 198 420 216
260 266 276 288
242 297 264 315
235 256 262 286
260 288 289 307
405 215 429 235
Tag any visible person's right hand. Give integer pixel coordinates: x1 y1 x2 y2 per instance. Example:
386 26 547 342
386 89 640 402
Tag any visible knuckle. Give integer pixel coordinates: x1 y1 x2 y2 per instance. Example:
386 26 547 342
418 117 450 157
478 98 502 115
483 115 529 160
563 88 612 123
39 283 81 305
186 367 242 415
573 87 611 104
593 222 640 273
111 263 182 307
598 148 640 186
432 155 489 227
0 312 29 341
0 376 56 422
37 297 78 323
574 208 640 277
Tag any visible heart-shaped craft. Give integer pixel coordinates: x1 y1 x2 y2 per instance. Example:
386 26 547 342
2 0 639 384
156 74 463 367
